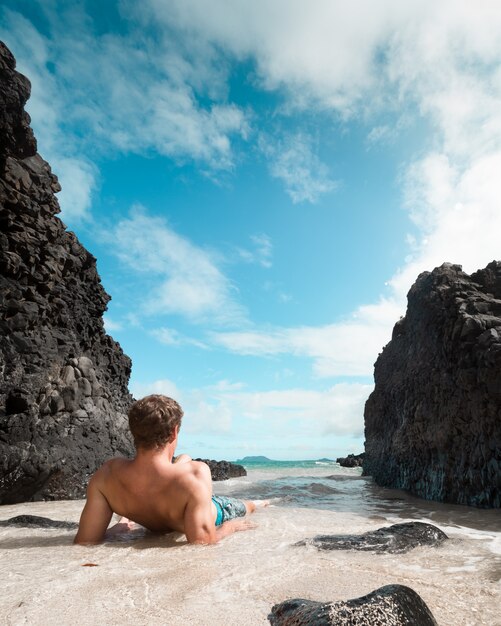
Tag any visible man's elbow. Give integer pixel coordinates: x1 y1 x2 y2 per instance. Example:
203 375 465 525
186 529 217 545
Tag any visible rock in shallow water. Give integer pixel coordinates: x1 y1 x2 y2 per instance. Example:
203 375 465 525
195 458 247 481
297 522 447 554
269 584 438 626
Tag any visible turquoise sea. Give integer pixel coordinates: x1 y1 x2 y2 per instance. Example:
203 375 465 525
226 458 501 533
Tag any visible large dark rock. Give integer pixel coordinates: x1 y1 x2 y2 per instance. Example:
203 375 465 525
297 522 448 554
0 41 134 504
364 262 501 508
269 584 438 626
196 458 247 481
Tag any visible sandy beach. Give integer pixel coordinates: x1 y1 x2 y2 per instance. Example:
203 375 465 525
1 493 499 626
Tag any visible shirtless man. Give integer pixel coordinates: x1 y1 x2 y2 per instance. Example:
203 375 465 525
74 394 260 545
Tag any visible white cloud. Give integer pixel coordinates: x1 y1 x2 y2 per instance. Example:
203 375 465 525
131 377 371 438
130 378 181 402
390 150 501 298
109 207 246 325
151 327 208 349
0 10 98 221
237 233 273 268
4 0 501 402
148 0 501 375
51 156 97 221
213 297 402 377
142 0 395 111
0 3 250 222
57 19 249 171
103 316 123 333
260 132 338 203
130 378 233 434
221 383 371 437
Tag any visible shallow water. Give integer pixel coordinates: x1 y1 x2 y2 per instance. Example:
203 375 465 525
0 465 499 625
223 465 501 533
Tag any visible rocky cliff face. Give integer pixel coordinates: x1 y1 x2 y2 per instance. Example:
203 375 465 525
0 41 134 504
364 262 501 508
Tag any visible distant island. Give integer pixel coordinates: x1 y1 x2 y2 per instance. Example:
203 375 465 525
235 456 336 463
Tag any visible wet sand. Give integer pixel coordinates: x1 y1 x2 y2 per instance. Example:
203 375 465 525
0 499 499 626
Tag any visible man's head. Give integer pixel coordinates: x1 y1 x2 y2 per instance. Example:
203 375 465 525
128 394 183 450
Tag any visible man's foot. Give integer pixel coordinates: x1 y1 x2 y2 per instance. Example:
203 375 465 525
253 499 271 508
244 499 271 514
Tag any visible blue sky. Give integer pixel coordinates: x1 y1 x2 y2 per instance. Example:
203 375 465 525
2 1 501 460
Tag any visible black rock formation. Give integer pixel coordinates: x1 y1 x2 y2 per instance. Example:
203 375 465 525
0 41 134 504
337 453 365 468
196 458 247 481
0 514 78 529
269 584 438 626
364 262 501 508
297 521 447 554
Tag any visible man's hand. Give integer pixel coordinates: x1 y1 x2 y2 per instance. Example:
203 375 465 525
215 518 257 541
173 454 192 464
104 517 137 540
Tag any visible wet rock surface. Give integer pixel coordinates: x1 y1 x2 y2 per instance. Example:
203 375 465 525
269 584 438 626
297 522 448 554
364 262 501 508
0 41 134 504
0 514 78 529
197 458 247 481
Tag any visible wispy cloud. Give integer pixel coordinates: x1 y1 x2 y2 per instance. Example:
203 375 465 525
142 0 501 266
141 0 501 378
130 378 233 434
259 132 338 203
0 10 98 220
150 327 208 349
130 377 371 437
237 234 273 268
0 4 249 221
212 298 401 377
103 316 123 333
108 207 246 325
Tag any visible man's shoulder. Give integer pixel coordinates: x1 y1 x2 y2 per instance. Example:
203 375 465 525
89 457 129 485
176 460 212 489
178 459 211 477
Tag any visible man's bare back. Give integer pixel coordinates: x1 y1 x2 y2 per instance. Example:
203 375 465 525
74 404 261 545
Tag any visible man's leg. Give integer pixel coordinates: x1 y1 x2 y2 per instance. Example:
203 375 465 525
244 500 256 514
213 495 270 523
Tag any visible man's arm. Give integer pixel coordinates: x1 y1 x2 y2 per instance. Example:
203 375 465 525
183 465 218 544
215 518 257 541
74 473 113 545
182 464 256 544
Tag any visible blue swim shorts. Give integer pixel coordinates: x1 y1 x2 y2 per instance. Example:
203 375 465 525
211 495 247 526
